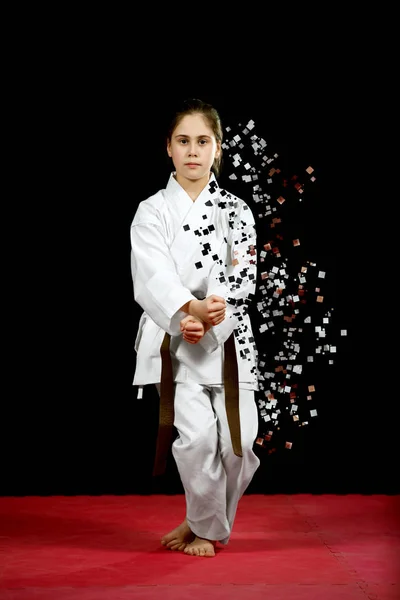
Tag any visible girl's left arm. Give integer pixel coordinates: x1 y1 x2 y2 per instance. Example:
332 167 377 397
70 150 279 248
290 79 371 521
198 199 257 353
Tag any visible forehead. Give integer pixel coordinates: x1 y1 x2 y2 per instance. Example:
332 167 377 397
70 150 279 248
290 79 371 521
173 113 214 137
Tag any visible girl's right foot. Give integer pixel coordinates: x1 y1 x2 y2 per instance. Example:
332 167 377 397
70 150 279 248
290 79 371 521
161 518 195 551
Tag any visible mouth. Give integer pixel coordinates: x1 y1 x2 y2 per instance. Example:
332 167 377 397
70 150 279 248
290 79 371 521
185 163 201 167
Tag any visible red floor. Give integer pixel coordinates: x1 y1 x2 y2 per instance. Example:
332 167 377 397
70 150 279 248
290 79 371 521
0 494 398 599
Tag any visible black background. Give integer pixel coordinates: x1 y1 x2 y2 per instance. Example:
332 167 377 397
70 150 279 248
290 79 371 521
4 83 393 498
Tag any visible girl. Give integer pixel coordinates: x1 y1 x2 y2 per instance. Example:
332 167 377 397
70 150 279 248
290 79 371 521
130 98 260 557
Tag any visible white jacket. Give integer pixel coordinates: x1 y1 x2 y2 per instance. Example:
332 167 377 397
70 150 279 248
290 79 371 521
130 172 259 390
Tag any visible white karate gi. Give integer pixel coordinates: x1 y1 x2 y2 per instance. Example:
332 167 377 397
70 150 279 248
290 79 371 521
130 172 260 544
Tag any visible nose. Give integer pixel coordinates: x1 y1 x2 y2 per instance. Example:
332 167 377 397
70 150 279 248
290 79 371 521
188 142 198 157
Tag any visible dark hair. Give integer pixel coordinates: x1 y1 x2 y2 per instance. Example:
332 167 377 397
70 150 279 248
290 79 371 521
167 98 223 177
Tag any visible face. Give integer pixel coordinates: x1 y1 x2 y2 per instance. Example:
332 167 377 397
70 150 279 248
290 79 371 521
167 113 221 182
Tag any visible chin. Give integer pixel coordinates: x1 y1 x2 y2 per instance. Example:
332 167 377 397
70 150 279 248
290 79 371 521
185 169 207 180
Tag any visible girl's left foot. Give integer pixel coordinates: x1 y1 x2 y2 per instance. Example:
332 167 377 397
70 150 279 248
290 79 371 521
183 536 216 557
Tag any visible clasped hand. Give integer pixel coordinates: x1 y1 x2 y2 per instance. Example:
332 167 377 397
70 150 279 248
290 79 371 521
180 295 226 344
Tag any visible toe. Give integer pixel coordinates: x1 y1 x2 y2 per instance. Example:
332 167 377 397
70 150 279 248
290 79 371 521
169 542 183 551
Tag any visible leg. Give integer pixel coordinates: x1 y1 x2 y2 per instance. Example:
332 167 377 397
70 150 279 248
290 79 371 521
172 382 231 546
154 384 194 551
211 386 260 545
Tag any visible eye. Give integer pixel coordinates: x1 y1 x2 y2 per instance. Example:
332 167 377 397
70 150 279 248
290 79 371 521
179 139 188 144
199 139 208 145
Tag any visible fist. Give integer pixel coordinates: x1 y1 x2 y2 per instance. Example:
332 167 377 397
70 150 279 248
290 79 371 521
204 294 226 326
180 315 206 344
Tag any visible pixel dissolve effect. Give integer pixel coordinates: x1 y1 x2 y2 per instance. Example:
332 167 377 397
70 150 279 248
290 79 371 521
219 117 348 454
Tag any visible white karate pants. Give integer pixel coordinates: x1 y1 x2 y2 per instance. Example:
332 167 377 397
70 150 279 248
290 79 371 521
156 381 260 545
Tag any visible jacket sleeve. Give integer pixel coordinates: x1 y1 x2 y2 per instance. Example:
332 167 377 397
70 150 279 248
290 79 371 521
130 202 198 336
198 198 257 354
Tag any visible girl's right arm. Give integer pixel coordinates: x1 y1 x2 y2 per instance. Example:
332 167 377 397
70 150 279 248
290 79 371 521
130 206 198 336
180 296 226 326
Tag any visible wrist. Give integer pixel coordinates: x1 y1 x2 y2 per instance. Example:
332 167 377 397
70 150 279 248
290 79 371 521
180 299 198 315
188 299 201 318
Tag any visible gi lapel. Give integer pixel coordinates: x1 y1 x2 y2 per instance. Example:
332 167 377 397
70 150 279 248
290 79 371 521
168 173 222 283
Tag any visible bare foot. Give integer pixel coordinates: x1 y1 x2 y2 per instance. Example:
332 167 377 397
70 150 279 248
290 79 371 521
183 536 216 557
161 519 195 551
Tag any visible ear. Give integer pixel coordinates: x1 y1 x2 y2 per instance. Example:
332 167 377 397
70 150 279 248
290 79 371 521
167 141 172 157
215 141 221 159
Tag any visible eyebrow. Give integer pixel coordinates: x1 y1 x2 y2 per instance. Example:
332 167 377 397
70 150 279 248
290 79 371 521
174 134 212 139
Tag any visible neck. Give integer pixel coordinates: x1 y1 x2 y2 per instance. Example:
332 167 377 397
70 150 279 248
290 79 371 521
174 172 211 201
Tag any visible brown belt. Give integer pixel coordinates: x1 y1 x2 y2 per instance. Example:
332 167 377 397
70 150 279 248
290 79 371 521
152 330 242 477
